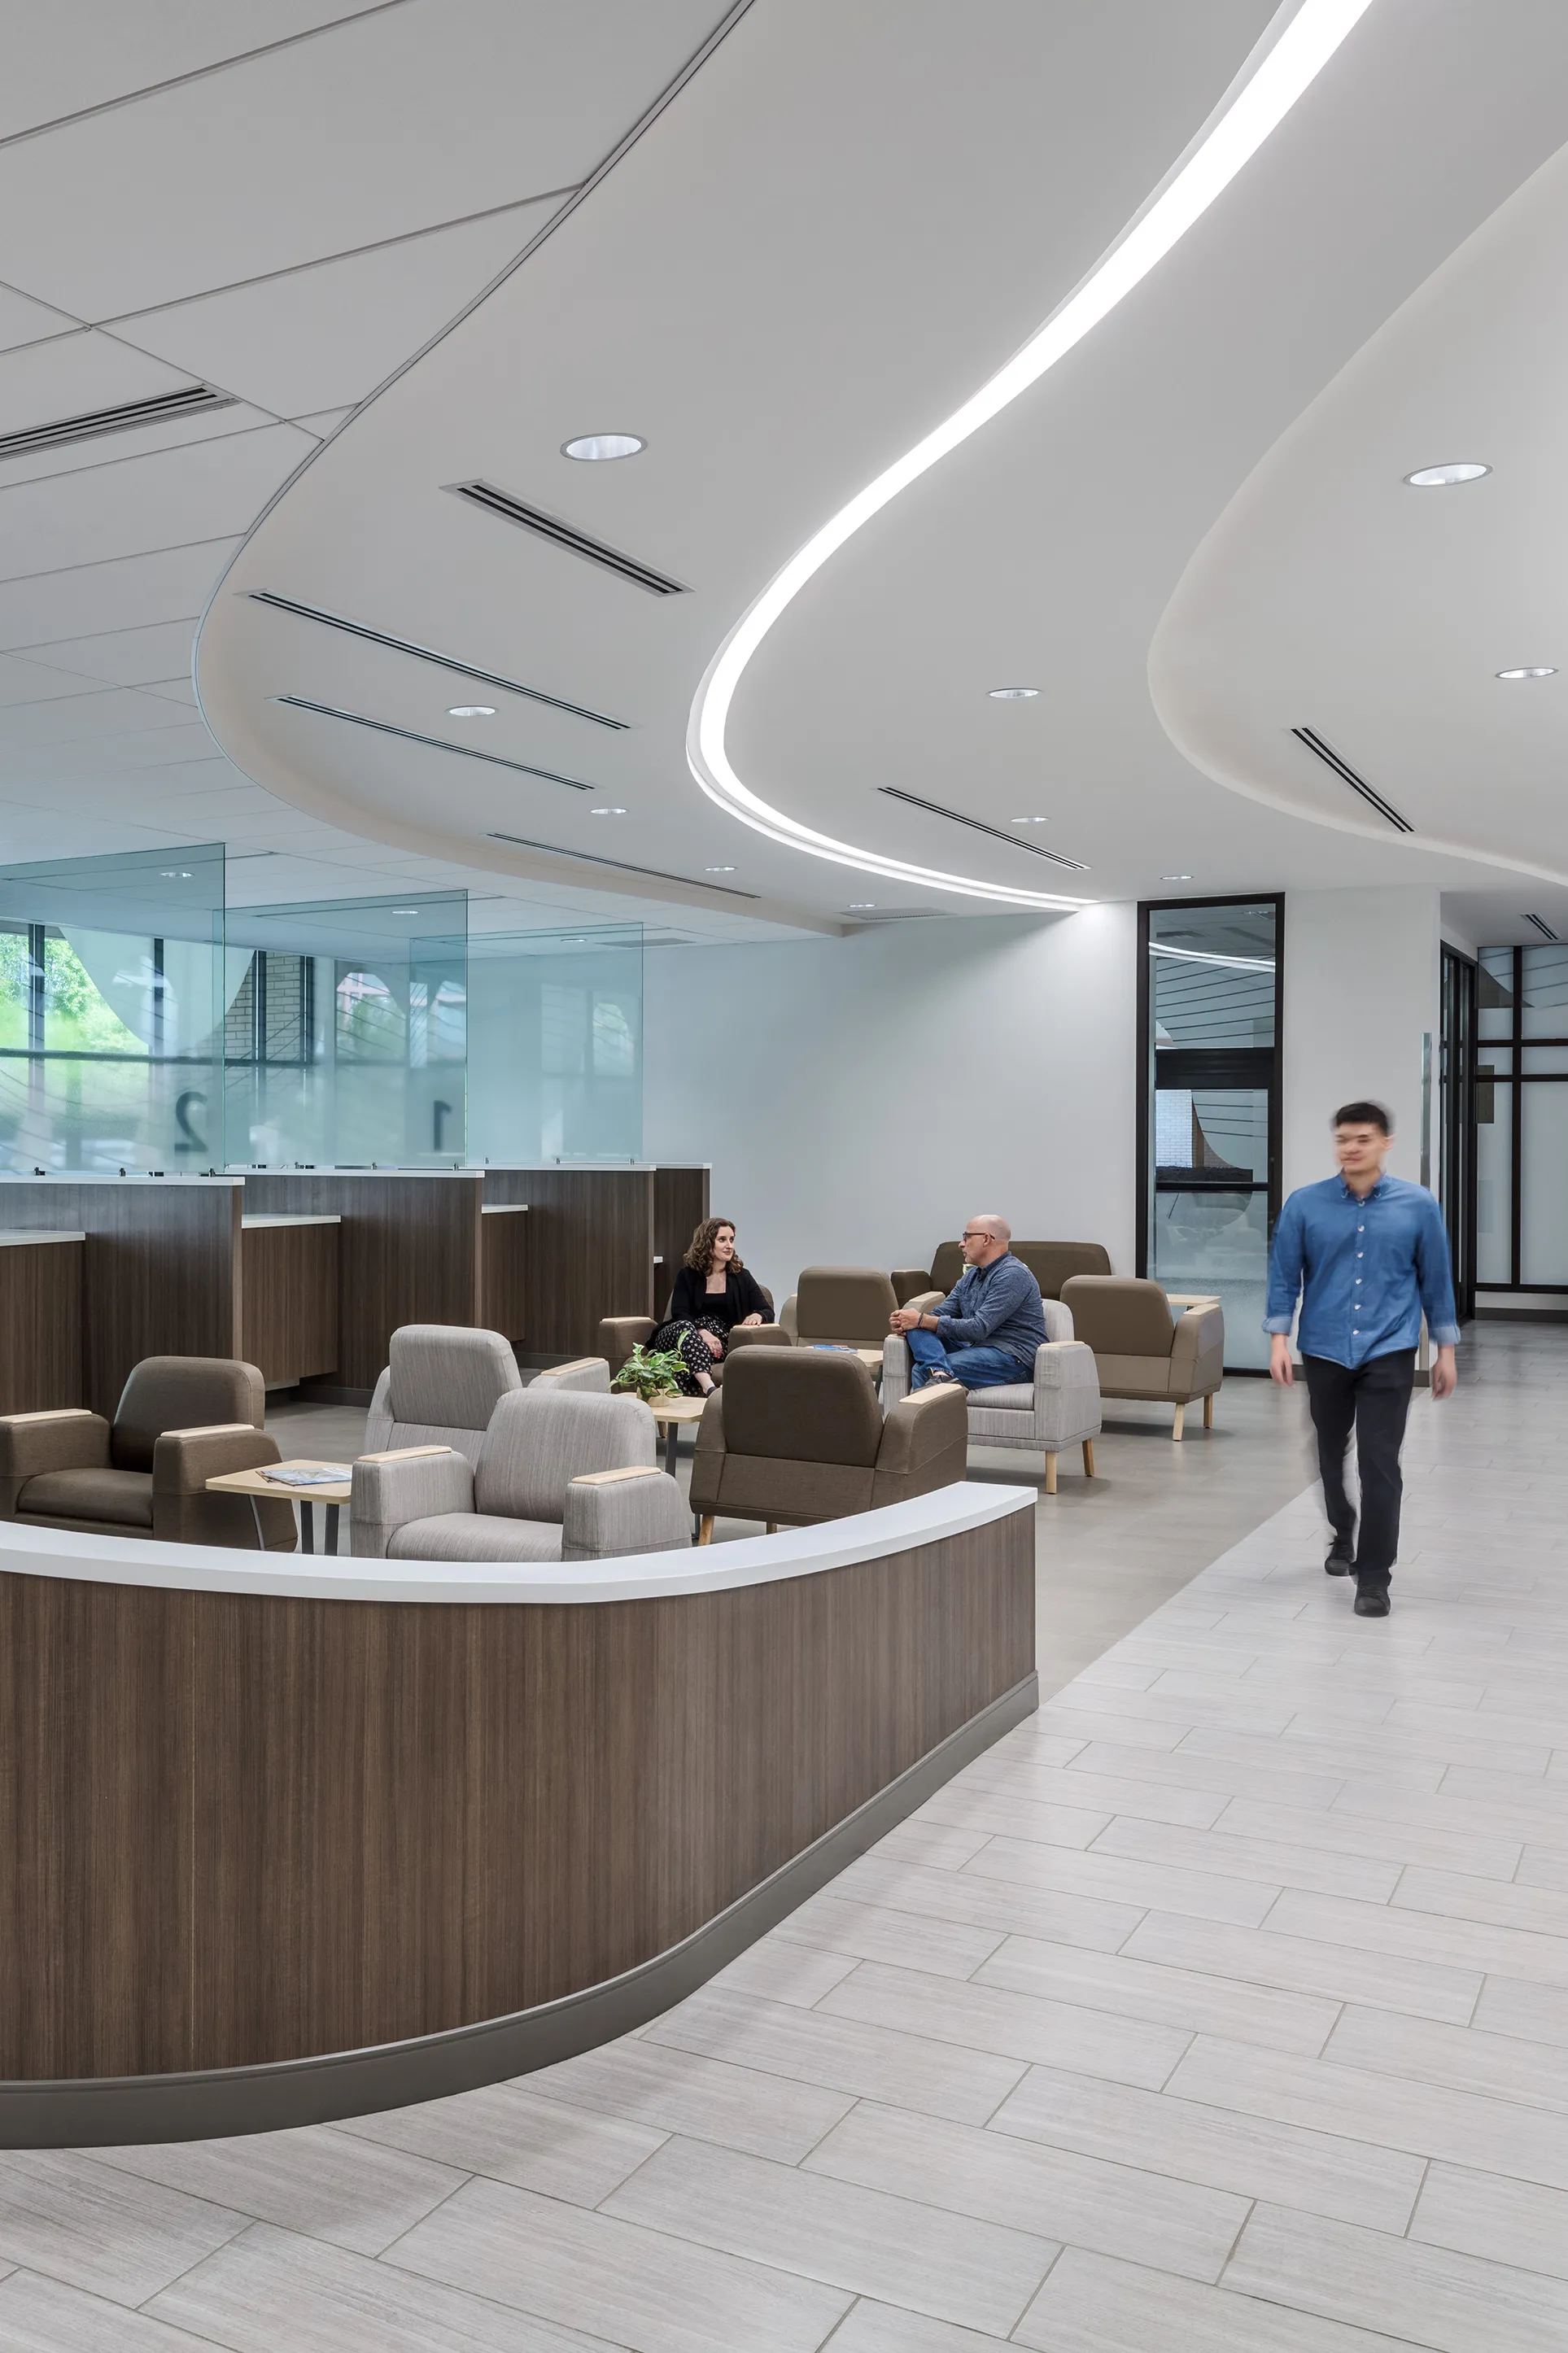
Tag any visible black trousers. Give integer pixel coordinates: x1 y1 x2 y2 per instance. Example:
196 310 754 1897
1302 1348 1416 1596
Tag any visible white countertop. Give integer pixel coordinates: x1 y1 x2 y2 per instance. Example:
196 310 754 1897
480 1203 529 1215
241 1213 343 1229
0 1229 86 1246
0 1484 1035 1608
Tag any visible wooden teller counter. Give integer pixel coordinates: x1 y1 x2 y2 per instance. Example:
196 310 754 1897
0 1485 1035 2146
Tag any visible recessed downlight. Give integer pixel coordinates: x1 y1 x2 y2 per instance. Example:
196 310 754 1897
562 433 644 462
448 703 496 717
590 805 628 815
1009 816 1049 826
704 864 736 872
1404 461 1490 487
847 901 876 910
1496 666 1557 680
989 688 1039 700
1162 873 1194 882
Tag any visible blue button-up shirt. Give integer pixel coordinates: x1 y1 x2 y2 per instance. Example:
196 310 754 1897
1264 1173 1460 1367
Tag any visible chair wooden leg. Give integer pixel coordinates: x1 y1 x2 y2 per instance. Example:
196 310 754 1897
697 1515 714 1545
1081 1438 1095 1479
1172 1402 1186 1443
1204 1393 1213 1430
766 1520 778 1534
1044 1452 1058 1495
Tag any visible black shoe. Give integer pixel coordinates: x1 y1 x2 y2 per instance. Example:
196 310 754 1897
1325 1543 1353 1577
1354 1591 1391 1617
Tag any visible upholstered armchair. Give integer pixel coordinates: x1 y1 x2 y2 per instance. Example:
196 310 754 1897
0 1356 292 1548
881 1298 1101 1494
597 1286 782 1382
1058 1276 1224 1439
891 1241 1112 1306
688 1347 967 1539
776 1267 901 1347
352 1386 689 1562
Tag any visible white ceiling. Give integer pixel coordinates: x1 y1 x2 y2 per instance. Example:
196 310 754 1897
6 0 1568 948
0 0 775 941
193 0 1568 935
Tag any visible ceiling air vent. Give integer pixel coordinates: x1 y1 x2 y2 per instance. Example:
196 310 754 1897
274 696 593 790
249 592 627 730
877 785 1090 872
446 481 688 596
1524 913 1558 941
487 831 759 898
0 383 236 462
841 907 942 923
1291 727 1413 833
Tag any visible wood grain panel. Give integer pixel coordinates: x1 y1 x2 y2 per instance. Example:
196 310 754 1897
0 1241 83 1412
240 1223 339 1387
241 1175 483 1390
0 1505 1033 2078
483 1168 653 1355
0 1183 241 1414
653 1167 710 1318
478 1209 528 1346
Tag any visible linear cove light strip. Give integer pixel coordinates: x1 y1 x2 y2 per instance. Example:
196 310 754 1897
686 0 1375 910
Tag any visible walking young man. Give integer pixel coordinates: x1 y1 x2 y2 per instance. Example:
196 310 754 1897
1266 1101 1457 1618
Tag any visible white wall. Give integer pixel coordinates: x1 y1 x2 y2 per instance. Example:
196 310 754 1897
1282 886 1440 1195
643 904 1137 1294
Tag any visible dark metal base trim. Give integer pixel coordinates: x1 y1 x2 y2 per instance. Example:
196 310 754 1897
0 1673 1037 2146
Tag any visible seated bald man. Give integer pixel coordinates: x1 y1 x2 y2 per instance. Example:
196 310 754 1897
889 1215 1047 1391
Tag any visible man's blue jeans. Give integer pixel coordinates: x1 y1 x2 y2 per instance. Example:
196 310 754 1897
907 1328 1027 1391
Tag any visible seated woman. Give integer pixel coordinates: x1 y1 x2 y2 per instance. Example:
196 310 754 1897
651 1216 771 1396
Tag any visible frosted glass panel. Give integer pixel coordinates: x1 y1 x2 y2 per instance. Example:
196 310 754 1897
468 926 643 1164
1522 944 1568 1036
0 844 225 1172
1475 1079 1512 1286
222 892 466 1167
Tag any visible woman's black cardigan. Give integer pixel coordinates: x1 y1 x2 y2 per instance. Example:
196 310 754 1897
663 1263 773 1332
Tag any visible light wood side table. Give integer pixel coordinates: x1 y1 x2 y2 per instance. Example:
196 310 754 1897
206 1460 352 1554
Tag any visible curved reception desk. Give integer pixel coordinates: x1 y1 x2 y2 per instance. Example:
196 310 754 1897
0 1484 1036 2146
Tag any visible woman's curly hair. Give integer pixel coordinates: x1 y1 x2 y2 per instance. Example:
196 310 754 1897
684 1216 743 1276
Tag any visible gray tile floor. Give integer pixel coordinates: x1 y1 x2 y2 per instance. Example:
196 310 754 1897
7 1327 1561 2348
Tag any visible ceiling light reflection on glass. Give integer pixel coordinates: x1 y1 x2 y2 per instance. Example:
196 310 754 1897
687 0 1376 910
562 433 644 461
448 704 496 717
1404 462 1491 488
1162 873 1194 881
1010 816 1049 826
705 864 736 872
989 688 1039 700
590 805 628 814
1496 666 1557 680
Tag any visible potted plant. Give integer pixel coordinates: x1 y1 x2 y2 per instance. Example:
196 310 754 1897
611 1342 691 1406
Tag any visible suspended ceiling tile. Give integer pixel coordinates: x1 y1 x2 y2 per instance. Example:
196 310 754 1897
141 677 199 707
0 284 79 356
23 617 200 685
15 722 221 774
0 539 238 650
0 686 213 750
0 649 116 709
113 195 561 419
290 406 353 438
0 0 727 316
0 327 198 439
0 426 311 584
0 2 395 140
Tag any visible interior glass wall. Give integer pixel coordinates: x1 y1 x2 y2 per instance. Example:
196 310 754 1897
1138 897 1282 1369
467 924 643 1165
1475 941 1568 1291
221 892 467 1167
0 843 225 1172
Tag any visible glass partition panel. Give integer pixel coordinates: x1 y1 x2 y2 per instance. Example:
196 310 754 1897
1522 942 1568 1036
1142 899 1280 1369
467 924 643 1164
1521 1081 1568 1285
221 891 467 1167
1478 946 1514 1040
0 843 225 1172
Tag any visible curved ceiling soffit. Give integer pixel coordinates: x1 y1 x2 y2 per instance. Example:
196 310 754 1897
684 0 1376 911
1148 133 1568 893
187 0 763 911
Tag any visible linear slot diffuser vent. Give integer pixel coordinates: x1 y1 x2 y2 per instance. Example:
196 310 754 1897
0 383 236 462
274 696 592 790
446 481 688 596
249 592 627 730
1291 727 1413 833
842 907 941 923
487 832 759 898
877 785 1090 871
1525 912 1558 941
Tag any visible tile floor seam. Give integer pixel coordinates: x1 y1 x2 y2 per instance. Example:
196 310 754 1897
127 2213 269 2322
1404 2156 1433 2239
363 2160 477 2266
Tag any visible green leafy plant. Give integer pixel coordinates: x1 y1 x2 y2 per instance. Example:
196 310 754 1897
612 1342 690 1404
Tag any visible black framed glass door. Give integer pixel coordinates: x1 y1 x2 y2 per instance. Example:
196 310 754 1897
1137 897 1282 1370
1439 943 1477 1322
